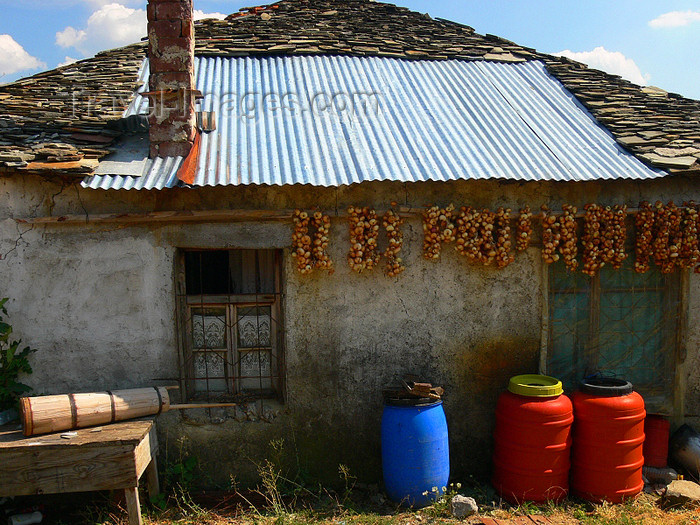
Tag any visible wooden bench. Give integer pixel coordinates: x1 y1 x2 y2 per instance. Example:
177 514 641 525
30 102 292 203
0 418 159 525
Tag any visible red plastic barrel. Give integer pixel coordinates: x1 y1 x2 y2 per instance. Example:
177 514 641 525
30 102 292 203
492 375 573 503
644 415 670 468
571 378 646 503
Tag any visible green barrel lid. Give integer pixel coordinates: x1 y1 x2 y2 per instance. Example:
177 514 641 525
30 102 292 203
508 374 563 397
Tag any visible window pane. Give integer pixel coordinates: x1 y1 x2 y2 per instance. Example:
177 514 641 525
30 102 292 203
600 261 664 290
551 264 590 292
229 249 277 294
194 351 228 392
192 307 227 349
185 251 230 295
237 306 272 348
239 351 272 391
240 350 271 378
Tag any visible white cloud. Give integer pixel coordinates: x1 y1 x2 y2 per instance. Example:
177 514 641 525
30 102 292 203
194 10 227 21
0 34 46 76
55 27 87 49
56 3 229 57
553 46 649 86
81 0 143 7
56 3 146 56
58 56 79 67
649 10 700 28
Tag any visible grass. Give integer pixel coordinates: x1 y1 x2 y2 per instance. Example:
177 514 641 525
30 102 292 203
3 445 699 525
141 491 700 525
9 482 698 525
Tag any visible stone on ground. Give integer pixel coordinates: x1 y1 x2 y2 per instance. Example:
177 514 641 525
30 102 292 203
662 479 700 508
451 494 478 518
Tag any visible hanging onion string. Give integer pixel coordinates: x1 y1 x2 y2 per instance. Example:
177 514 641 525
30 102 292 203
311 211 334 274
516 206 533 252
383 209 406 277
291 209 313 274
348 206 381 273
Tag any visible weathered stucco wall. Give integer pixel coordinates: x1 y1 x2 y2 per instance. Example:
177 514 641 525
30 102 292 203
1 174 699 487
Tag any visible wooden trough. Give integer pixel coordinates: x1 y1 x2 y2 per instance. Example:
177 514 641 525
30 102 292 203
20 386 236 436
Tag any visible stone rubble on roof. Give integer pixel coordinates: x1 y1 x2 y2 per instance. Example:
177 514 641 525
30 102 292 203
0 0 698 178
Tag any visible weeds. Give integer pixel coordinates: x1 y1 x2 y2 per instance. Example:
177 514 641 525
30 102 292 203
37 435 700 525
168 486 206 520
259 457 288 515
0 297 36 411
163 436 199 493
249 438 326 519
147 435 206 520
338 464 357 507
419 482 461 518
17 476 700 525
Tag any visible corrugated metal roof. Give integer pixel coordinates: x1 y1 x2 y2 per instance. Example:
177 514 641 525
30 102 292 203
82 56 663 190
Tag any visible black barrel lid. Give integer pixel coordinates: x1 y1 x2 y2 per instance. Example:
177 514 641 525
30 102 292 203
580 377 633 396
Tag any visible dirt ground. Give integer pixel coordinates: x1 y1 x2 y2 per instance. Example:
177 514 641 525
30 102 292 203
3 483 700 524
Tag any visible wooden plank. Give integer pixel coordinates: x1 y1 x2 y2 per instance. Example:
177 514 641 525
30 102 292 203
145 457 160 501
169 403 238 409
124 487 143 525
258 249 276 294
240 249 258 294
0 420 155 498
0 444 137 495
133 426 155 480
539 255 550 374
0 419 153 450
11 206 685 228
13 208 296 226
186 294 277 305
673 269 689 427
174 250 191 399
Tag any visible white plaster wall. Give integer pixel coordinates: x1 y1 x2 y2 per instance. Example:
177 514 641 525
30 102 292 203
1 173 698 485
0 225 178 392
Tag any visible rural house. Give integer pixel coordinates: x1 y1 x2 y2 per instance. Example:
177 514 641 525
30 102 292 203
1 0 699 486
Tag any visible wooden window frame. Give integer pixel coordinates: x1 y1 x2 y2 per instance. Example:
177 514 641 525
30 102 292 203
174 249 285 403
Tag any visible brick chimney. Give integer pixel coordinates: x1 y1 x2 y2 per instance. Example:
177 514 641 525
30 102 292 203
146 0 196 158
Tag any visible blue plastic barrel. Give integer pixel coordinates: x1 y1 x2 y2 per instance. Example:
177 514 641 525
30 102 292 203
381 399 450 507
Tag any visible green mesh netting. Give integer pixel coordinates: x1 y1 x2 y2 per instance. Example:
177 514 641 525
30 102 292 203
547 257 679 414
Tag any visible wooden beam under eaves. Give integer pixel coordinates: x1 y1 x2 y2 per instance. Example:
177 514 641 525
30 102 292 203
10 206 664 228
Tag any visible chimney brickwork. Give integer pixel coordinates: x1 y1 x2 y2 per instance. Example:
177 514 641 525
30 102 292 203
147 0 196 158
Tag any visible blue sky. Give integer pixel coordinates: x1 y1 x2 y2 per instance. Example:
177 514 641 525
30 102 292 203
1 0 698 100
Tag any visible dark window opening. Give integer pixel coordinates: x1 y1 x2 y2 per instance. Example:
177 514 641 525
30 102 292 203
185 249 276 295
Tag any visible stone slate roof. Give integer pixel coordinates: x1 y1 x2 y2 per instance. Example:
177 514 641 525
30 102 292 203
1 0 699 178
0 44 146 176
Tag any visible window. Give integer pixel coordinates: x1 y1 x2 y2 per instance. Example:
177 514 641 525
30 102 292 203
546 257 682 414
176 249 284 402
